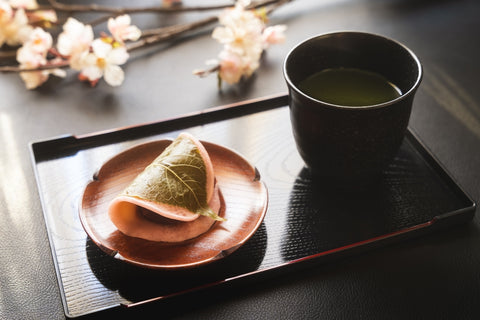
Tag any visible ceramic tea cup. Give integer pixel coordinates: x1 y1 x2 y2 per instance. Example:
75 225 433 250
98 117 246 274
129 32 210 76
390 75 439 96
283 31 422 184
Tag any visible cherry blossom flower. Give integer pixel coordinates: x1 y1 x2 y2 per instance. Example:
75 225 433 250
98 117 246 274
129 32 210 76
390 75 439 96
17 39 45 67
56 16 135 87
262 25 287 48
57 17 93 69
0 4 33 47
209 1 264 85
214 50 242 85
107 14 141 44
0 1 13 25
77 38 129 87
18 63 65 89
8 0 57 29
0 0 287 90
23 25 51 53
16 27 65 89
213 0 264 56
195 0 286 87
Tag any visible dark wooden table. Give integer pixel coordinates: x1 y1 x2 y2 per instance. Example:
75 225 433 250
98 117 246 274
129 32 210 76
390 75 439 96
1 0 479 319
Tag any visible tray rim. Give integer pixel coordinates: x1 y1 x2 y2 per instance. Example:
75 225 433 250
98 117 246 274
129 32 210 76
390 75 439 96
30 93 289 162
29 93 477 318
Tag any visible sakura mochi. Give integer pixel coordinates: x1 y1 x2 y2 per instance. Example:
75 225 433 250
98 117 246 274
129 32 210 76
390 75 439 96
108 132 224 242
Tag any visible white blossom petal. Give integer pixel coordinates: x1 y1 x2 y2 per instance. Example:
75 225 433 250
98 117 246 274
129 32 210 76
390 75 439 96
262 25 287 48
0 2 13 25
27 27 52 53
57 18 93 57
212 26 235 44
81 64 103 81
91 39 112 59
50 68 66 78
104 64 124 86
218 50 244 84
116 14 131 26
20 71 48 89
108 14 141 43
17 45 42 66
12 7 28 25
107 46 129 65
3 8 33 46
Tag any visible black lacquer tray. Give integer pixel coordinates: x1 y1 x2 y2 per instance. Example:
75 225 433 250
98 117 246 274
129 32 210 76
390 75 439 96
30 94 476 318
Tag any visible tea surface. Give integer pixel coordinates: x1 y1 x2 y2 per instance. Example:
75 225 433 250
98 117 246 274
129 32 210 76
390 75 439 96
298 68 401 107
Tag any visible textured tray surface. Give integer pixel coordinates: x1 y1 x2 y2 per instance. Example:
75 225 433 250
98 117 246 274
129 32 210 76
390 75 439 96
31 98 475 318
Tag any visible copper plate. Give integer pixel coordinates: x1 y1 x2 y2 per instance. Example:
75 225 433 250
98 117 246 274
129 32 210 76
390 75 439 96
79 139 268 269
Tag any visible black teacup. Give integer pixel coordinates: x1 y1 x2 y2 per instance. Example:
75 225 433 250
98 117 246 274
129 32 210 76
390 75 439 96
283 31 422 184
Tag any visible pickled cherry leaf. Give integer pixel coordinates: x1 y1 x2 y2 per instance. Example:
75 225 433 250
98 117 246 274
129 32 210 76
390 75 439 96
122 136 224 221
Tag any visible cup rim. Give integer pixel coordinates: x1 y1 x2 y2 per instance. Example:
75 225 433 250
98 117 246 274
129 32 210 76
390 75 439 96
283 31 423 110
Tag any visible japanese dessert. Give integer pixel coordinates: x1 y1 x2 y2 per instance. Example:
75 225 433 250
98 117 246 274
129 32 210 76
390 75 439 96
108 132 224 242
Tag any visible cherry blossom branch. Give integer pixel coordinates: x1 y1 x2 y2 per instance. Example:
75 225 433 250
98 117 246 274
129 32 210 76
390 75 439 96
127 16 218 51
0 16 218 74
129 0 292 50
0 60 69 73
193 64 220 78
0 51 17 59
81 0 290 28
0 0 291 65
39 0 288 15
193 0 291 87
0 0 292 88
43 0 236 14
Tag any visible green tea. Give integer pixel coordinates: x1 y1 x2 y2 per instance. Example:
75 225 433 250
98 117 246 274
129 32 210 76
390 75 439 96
298 67 401 106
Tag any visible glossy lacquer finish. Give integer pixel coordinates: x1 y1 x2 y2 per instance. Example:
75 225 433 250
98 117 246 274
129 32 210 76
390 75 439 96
31 98 474 318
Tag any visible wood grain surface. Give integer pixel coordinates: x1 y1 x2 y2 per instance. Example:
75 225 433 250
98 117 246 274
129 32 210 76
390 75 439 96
32 105 474 318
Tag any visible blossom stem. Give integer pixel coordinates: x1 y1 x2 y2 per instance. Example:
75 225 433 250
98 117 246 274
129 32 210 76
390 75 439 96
128 16 218 51
193 65 220 78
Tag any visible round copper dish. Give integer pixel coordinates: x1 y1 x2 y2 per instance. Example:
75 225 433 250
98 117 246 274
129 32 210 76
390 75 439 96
79 139 268 269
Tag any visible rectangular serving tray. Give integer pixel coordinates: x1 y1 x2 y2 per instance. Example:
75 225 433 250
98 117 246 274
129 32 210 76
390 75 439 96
30 94 476 318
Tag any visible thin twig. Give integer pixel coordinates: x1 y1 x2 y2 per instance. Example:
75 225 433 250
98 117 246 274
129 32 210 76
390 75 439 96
0 51 17 59
0 61 70 73
129 16 218 51
41 0 286 15
86 14 117 27
193 64 220 77
44 0 235 14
